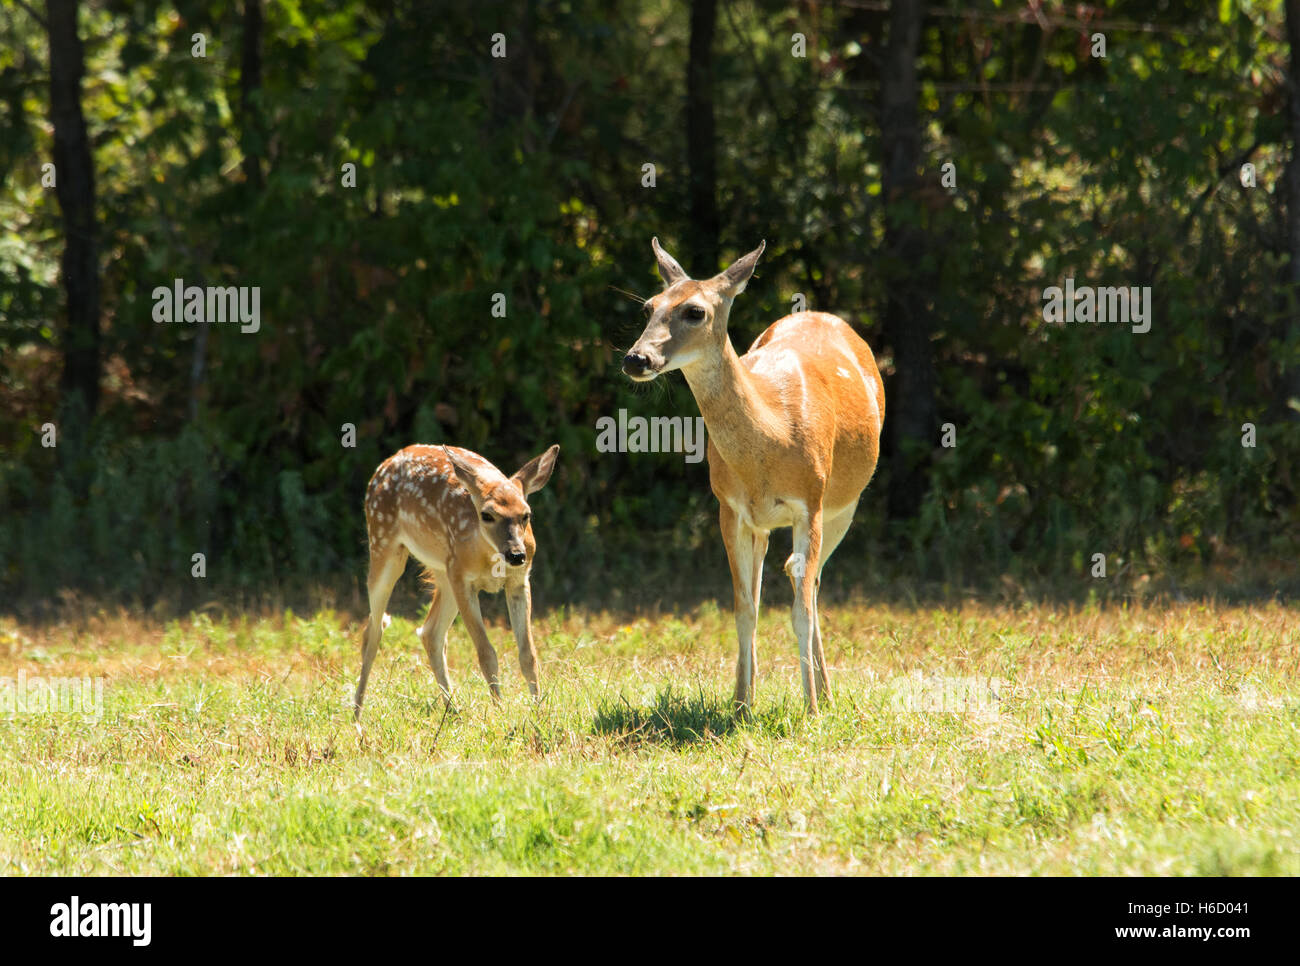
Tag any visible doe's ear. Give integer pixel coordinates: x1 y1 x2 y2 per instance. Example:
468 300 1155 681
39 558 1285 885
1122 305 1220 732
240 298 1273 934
651 236 689 288
512 444 560 496
715 240 766 297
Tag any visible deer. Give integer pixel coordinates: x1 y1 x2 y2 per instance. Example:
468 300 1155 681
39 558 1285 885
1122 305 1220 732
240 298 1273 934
353 442 560 719
622 238 884 715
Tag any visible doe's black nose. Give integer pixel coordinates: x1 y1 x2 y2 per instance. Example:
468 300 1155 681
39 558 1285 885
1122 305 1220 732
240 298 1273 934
505 549 526 567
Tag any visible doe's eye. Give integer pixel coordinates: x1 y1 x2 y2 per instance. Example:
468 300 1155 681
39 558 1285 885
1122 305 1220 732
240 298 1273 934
683 305 706 323
481 512 494 523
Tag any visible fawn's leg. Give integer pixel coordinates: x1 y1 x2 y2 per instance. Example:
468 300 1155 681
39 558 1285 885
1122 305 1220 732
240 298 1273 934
452 580 500 700
355 544 408 719
418 581 459 701
505 576 541 699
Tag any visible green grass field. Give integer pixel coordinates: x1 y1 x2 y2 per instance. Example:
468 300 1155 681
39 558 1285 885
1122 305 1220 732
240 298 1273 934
1 599 1296 875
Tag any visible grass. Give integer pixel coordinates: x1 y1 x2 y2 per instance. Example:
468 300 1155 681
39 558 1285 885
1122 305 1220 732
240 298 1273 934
0 597 1297 875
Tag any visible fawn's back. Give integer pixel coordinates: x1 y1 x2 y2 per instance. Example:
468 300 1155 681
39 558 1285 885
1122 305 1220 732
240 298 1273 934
365 445 523 591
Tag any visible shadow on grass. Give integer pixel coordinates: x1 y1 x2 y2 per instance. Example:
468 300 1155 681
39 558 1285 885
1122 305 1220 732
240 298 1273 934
592 686 796 747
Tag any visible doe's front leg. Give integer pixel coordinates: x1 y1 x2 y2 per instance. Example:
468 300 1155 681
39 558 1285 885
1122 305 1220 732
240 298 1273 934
720 503 760 717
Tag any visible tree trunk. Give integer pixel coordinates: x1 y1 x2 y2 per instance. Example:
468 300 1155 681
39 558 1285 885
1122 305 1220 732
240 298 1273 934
46 0 100 471
879 0 935 518
687 0 719 271
240 0 264 189
1286 0 1300 419
488 0 537 150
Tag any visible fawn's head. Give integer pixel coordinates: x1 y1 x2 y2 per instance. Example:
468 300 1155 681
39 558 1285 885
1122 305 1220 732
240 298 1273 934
444 445 559 568
622 237 765 381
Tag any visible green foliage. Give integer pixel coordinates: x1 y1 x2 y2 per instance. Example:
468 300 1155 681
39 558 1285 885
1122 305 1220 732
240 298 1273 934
0 0 1297 609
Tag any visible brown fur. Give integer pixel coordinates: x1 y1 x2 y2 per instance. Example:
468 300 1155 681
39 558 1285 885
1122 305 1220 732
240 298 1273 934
352 443 559 719
625 239 884 714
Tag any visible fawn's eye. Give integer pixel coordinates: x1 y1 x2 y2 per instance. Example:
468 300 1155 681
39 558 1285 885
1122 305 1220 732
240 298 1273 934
521 513 530 525
481 512 494 523
683 305 706 323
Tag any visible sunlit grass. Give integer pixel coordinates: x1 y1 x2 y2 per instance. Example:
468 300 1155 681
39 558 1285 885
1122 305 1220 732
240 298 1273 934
0 600 1296 874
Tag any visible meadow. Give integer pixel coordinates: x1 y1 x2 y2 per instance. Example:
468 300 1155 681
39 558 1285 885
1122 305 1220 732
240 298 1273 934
1 598 1296 875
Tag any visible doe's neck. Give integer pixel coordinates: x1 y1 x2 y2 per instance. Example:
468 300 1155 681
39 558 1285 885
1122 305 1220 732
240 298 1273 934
679 326 785 461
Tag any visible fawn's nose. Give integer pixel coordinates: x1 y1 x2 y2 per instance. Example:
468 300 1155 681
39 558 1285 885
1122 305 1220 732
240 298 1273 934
505 549 526 567
622 351 650 376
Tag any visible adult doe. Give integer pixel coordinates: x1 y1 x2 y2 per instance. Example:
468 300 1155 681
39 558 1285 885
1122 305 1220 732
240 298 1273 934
353 443 560 718
623 238 884 714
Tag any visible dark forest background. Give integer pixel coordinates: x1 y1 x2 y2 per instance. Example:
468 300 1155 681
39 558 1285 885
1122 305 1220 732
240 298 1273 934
2 0 1298 618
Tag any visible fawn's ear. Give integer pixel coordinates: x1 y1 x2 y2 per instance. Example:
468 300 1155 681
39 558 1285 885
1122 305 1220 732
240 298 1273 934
651 236 688 288
715 240 765 297
444 447 486 502
512 444 560 496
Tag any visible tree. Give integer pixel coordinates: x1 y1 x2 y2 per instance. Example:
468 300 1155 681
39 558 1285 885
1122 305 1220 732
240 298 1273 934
46 0 100 464
240 0 265 190
879 0 936 519
687 0 719 270
1287 0 1300 420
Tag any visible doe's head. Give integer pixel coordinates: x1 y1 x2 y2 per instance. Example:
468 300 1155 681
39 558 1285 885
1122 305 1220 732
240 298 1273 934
622 237 766 381
444 444 559 568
